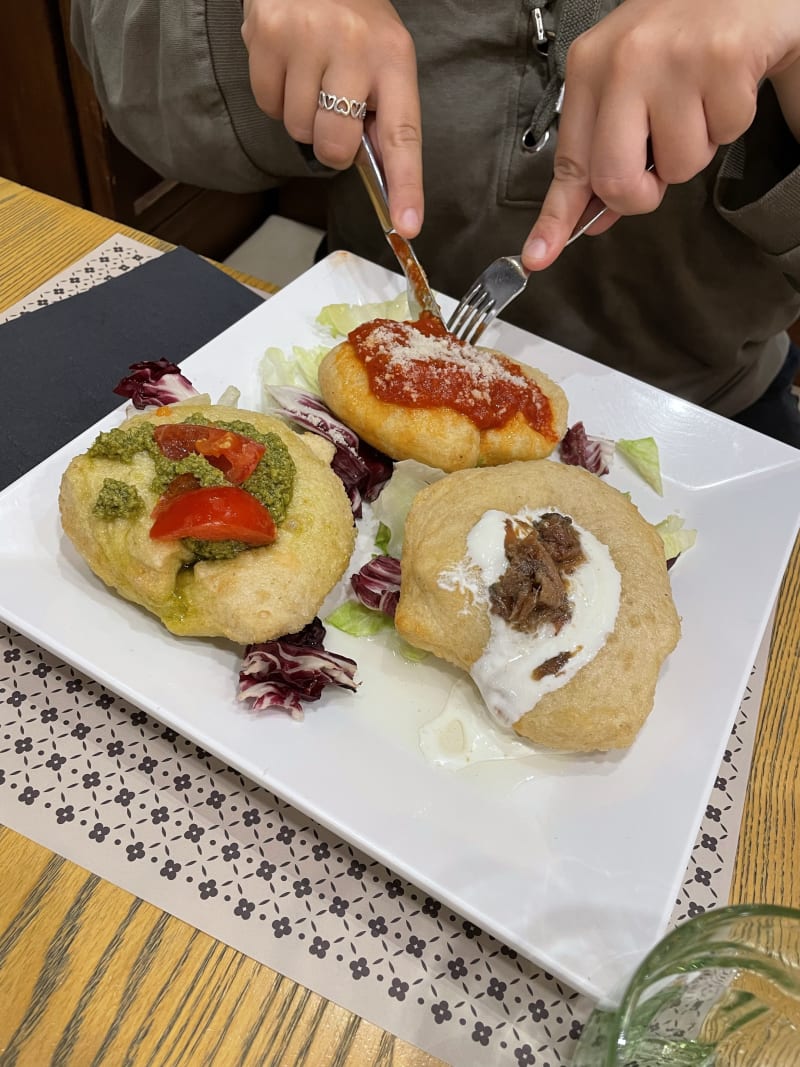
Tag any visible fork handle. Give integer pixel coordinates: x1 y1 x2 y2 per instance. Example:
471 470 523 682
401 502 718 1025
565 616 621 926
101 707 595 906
565 199 609 246
565 161 656 246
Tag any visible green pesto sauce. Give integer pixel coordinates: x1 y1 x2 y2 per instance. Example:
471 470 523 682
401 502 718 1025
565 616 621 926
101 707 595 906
88 423 156 463
182 537 246 561
152 452 227 492
87 414 296 562
92 478 145 519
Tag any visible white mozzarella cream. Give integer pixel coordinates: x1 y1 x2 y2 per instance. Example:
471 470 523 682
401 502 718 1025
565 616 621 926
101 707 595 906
438 507 621 729
418 677 536 769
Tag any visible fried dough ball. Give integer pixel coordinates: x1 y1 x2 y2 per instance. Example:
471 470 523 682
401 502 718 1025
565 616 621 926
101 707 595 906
317 318 568 472
395 461 681 751
59 404 355 644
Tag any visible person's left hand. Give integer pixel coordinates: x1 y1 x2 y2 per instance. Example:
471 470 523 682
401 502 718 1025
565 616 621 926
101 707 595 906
522 0 800 271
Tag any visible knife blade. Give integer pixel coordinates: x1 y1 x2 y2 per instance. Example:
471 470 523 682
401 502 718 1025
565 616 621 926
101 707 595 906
354 133 444 324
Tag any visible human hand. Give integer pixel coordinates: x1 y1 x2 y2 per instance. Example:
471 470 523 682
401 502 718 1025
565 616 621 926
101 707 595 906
522 0 800 271
241 0 423 237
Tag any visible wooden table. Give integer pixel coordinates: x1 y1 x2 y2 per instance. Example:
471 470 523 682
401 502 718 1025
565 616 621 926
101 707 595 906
1 176 799 1066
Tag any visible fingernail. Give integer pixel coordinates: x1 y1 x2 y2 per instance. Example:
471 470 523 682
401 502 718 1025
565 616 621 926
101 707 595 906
524 236 548 262
400 208 419 235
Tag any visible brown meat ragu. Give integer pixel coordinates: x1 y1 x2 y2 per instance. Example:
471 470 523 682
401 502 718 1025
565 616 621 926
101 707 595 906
534 511 584 571
531 649 576 680
488 513 585 635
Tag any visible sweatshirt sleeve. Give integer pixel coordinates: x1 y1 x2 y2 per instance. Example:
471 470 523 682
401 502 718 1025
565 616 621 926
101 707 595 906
714 82 800 292
70 0 323 193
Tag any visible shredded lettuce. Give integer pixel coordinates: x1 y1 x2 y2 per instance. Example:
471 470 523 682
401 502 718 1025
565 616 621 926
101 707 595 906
374 522 392 554
370 459 445 556
315 294 410 337
327 602 428 660
261 345 329 396
655 514 697 561
392 635 429 662
616 436 664 495
326 601 394 637
216 385 241 408
260 295 409 397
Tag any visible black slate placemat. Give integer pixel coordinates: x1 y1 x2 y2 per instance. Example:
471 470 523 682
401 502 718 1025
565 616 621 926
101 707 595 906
0 246 264 490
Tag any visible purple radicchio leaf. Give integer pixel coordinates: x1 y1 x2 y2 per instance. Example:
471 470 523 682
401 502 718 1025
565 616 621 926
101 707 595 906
559 420 614 476
265 385 393 517
113 359 200 409
238 617 358 721
350 556 402 618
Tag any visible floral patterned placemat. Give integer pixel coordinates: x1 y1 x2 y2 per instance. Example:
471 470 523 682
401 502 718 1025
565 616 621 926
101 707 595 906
0 621 767 1067
0 235 162 322
0 233 269 325
0 240 769 1065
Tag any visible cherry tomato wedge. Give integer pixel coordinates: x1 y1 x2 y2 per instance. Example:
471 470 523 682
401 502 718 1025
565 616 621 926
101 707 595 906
153 423 265 484
150 474 201 520
150 486 276 544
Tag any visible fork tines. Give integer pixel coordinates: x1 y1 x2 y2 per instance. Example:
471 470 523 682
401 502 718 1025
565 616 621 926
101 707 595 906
447 286 496 343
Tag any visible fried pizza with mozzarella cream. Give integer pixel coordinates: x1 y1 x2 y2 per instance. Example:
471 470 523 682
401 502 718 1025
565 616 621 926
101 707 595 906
394 460 680 751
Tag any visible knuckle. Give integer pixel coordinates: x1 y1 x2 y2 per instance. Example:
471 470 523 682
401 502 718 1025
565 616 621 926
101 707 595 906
565 32 597 75
553 154 588 184
706 30 746 71
383 121 421 152
284 119 313 144
707 92 757 146
655 161 695 185
619 24 655 63
335 9 371 48
261 103 283 122
315 137 357 170
384 25 416 65
251 86 282 121
246 7 282 43
592 177 659 216
590 175 633 208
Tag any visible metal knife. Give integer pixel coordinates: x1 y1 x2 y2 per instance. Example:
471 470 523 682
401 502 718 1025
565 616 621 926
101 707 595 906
354 133 444 324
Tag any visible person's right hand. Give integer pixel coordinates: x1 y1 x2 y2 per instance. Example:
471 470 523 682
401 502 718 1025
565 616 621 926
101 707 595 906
242 0 423 238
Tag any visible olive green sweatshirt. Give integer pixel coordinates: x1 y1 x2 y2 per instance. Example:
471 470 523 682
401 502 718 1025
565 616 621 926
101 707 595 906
70 0 800 416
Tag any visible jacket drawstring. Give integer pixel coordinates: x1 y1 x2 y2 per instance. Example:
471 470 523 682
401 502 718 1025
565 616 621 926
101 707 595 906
522 0 604 152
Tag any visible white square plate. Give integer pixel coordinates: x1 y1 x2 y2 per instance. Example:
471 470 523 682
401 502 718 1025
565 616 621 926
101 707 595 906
2 251 799 1003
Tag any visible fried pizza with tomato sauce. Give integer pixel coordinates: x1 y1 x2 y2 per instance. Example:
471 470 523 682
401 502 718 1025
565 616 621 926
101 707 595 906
317 313 568 472
59 403 355 643
395 461 680 752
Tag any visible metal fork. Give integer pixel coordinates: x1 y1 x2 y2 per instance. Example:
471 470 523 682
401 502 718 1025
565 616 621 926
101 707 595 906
448 171 653 344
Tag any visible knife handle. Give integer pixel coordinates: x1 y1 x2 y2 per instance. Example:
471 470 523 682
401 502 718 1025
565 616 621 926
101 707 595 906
355 134 394 236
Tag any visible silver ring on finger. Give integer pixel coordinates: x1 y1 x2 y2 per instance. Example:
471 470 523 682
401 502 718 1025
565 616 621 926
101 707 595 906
318 90 367 121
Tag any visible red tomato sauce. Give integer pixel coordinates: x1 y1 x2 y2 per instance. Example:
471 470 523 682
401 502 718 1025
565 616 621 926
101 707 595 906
347 313 556 438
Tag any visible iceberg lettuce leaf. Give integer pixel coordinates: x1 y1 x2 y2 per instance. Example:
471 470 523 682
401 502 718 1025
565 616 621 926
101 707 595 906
326 600 394 637
316 294 410 337
655 514 697 561
617 436 664 495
